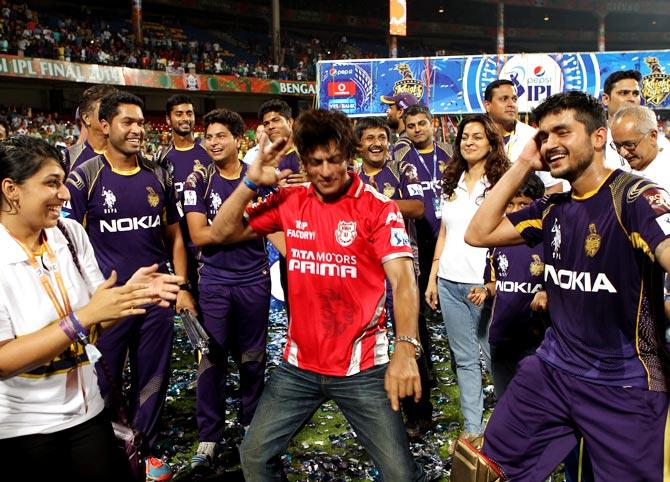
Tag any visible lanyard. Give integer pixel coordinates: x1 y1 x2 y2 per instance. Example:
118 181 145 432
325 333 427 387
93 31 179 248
9 230 72 319
414 144 438 195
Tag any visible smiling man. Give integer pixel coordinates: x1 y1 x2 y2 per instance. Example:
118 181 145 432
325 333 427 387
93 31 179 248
204 108 425 481
65 91 194 481
465 91 670 481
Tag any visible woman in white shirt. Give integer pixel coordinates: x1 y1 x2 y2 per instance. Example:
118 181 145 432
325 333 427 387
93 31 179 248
426 115 510 444
0 136 180 481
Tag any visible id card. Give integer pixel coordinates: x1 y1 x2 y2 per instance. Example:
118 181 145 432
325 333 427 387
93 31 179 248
433 196 442 219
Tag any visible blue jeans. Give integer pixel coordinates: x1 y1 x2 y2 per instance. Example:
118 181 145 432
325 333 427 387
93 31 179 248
240 361 426 481
438 278 491 433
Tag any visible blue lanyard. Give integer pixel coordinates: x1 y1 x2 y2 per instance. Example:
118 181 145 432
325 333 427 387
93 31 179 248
414 144 438 194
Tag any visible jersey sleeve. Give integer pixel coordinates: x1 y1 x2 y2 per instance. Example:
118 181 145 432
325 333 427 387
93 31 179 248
182 171 208 216
624 181 670 257
506 196 547 247
369 198 413 263
399 162 424 200
161 168 180 225
64 167 90 224
246 188 287 235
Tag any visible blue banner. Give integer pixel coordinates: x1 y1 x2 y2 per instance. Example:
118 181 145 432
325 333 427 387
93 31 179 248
317 50 670 115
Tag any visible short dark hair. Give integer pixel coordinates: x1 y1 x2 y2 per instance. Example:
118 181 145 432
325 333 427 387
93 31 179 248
402 104 432 122
258 99 292 121
166 94 193 116
203 108 245 138
517 173 544 200
484 79 515 102
354 117 391 142
293 109 357 163
603 70 642 95
78 85 118 117
532 91 606 135
0 135 65 208
98 91 144 123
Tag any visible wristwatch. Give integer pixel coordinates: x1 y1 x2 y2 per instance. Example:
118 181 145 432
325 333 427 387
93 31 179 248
395 336 422 359
179 281 192 292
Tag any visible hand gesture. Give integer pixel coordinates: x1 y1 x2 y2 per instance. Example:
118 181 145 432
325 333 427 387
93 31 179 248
530 290 548 312
425 278 439 310
78 271 162 327
127 264 182 308
467 286 487 306
384 343 421 411
246 132 294 187
517 133 548 172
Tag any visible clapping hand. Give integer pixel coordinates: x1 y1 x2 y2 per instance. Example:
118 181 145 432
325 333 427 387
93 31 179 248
128 264 182 308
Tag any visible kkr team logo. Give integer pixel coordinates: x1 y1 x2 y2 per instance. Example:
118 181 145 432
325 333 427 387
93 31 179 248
584 223 601 257
335 221 357 247
390 63 424 102
192 159 207 176
641 57 670 107
102 186 117 214
383 183 396 198
146 186 160 208
529 254 544 277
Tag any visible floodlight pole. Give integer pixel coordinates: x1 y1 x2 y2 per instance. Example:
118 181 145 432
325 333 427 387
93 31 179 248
271 0 281 65
132 0 143 46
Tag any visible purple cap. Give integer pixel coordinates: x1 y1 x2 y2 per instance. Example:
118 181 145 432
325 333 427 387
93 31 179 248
380 92 419 110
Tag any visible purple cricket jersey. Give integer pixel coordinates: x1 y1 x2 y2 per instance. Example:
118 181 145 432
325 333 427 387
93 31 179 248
159 142 211 196
485 244 546 346
182 162 268 286
64 154 179 284
508 170 670 391
279 149 301 174
395 144 451 238
67 140 102 172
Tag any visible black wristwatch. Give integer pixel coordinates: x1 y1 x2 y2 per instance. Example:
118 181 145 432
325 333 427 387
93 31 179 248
179 281 192 292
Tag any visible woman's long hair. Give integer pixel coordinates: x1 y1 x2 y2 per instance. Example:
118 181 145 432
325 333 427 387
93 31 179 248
441 114 510 199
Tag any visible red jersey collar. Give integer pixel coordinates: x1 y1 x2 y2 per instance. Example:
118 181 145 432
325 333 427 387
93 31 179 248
307 172 365 199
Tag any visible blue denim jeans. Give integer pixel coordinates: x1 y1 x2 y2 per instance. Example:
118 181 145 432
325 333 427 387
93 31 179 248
438 278 491 433
240 361 426 481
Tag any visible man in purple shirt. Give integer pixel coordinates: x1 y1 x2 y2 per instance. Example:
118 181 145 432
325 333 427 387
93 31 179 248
66 84 117 172
466 91 670 481
354 116 433 437
182 109 270 473
155 94 210 301
65 91 195 481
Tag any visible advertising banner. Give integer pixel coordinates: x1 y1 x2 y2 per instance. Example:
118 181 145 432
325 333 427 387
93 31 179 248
0 55 316 96
317 50 670 115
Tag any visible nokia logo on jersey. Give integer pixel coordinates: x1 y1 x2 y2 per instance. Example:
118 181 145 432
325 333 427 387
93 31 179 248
99 215 161 233
495 280 543 294
174 181 185 194
544 265 617 293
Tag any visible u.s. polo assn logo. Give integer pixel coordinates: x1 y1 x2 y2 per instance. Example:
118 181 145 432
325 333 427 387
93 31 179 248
335 221 357 247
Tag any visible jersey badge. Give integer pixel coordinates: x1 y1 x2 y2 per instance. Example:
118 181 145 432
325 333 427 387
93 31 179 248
383 183 396 198
438 160 447 173
193 159 207 175
584 223 601 257
335 221 357 247
529 254 544 276
210 191 222 214
102 186 117 214
390 227 410 247
146 186 160 208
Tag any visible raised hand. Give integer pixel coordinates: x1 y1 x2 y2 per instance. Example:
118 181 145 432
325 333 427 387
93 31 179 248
246 132 294 187
127 263 182 307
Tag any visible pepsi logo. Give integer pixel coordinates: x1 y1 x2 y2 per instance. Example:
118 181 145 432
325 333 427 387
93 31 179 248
533 66 545 77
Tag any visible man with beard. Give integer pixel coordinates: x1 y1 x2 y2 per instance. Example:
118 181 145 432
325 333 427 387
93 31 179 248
466 91 670 482
65 91 195 481
66 84 118 172
155 94 210 302
381 92 419 151
183 109 270 474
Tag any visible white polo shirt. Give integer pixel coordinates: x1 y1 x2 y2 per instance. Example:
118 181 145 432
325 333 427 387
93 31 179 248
633 146 670 191
0 218 105 438
438 172 489 284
